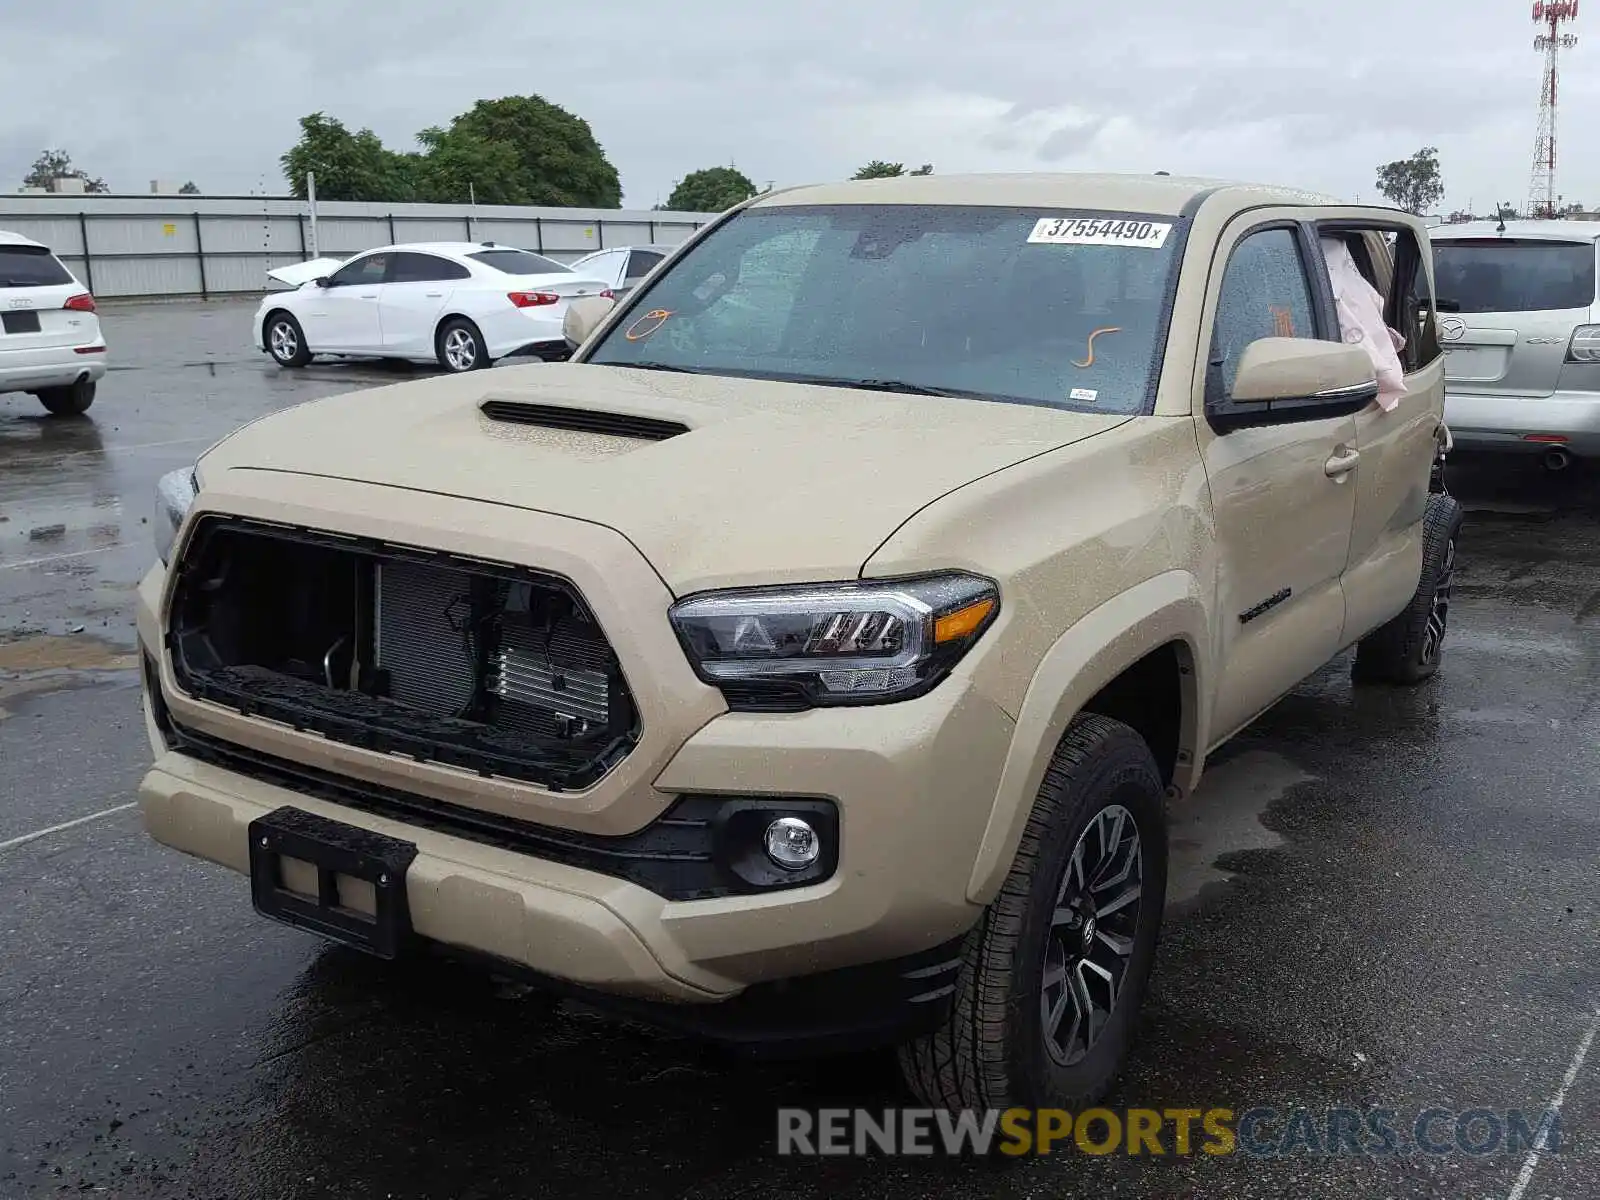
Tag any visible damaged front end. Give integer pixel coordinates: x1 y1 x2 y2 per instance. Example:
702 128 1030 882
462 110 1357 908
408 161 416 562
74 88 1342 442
165 517 639 791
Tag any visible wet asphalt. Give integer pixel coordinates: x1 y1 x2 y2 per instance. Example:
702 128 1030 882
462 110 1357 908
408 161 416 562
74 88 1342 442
1 299 1597 1199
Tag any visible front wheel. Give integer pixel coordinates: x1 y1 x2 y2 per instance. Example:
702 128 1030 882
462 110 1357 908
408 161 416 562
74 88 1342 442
1353 491 1463 685
36 377 96 417
265 311 312 367
436 318 489 373
898 713 1168 1112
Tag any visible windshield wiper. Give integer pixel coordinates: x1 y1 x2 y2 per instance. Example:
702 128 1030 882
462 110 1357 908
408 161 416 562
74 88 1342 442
616 361 707 375
806 377 991 400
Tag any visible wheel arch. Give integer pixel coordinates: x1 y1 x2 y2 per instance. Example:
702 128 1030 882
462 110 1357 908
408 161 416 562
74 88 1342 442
964 571 1211 905
261 306 297 344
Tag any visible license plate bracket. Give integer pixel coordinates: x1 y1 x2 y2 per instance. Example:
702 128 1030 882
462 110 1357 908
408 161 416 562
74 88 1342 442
247 806 418 959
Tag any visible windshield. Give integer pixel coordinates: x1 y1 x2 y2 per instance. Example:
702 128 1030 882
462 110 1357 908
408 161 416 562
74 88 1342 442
1433 239 1597 313
584 204 1182 414
0 245 75 288
468 249 571 275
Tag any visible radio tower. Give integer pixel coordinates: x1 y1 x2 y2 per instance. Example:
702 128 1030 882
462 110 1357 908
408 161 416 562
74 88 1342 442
1528 0 1580 218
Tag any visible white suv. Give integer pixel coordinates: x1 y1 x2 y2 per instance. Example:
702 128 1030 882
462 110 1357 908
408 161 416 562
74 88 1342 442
0 230 106 416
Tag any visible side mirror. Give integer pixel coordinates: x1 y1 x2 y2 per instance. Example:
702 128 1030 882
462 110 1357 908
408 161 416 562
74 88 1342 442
563 295 616 350
1228 338 1377 409
312 277 332 289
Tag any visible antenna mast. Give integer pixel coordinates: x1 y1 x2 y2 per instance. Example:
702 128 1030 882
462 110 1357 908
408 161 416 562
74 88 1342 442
1528 0 1580 218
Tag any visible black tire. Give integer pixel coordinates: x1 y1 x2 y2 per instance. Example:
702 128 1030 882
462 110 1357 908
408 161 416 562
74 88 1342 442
1353 491 1463 685
898 713 1168 1112
36 377 96 417
264 310 312 367
436 317 489 373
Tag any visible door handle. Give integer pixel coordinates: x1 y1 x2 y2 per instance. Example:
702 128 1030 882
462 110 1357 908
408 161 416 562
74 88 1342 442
359 292 377 299
1324 447 1361 477
425 292 442 298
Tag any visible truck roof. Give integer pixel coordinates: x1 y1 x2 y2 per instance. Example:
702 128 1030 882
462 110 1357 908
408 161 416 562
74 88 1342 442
750 172 1351 218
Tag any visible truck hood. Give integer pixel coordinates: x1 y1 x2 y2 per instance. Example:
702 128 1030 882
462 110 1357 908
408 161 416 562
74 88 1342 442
199 363 1127 593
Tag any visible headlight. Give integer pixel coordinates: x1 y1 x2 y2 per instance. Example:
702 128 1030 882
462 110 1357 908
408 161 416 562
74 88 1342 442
669 572 999 709
154 466 199 565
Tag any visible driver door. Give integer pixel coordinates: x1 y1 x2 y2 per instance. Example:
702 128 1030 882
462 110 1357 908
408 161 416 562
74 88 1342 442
304 252 390 351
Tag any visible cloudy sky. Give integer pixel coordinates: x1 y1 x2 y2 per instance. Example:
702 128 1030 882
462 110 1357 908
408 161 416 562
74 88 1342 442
4 0 1597 213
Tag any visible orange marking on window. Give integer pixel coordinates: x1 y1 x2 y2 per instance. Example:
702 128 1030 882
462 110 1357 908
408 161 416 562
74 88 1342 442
1072 326 1123 368
1270 306 1295 337
624 309 674 341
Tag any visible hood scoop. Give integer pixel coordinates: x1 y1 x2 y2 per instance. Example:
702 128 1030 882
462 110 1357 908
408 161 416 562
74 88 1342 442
479 398 689 442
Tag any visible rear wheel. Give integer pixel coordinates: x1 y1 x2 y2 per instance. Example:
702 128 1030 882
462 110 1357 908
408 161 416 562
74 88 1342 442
265 311 312 367
36 377 96 417
1353 491 1463 684
898 714 1168 1112
436 317 489 373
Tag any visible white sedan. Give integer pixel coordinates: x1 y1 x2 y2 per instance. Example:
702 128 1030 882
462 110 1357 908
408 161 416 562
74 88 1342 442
254 242 613 372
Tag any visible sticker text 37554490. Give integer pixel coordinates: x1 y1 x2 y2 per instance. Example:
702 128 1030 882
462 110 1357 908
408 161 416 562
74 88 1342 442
1028 217 1172 249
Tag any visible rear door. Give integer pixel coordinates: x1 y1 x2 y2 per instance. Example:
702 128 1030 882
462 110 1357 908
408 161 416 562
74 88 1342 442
1312 219 1444 641
379 252 469 356
0 243 93 351
1431 235 1597 396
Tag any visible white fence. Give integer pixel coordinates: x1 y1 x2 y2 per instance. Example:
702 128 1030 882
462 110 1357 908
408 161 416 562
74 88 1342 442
0 195 718 300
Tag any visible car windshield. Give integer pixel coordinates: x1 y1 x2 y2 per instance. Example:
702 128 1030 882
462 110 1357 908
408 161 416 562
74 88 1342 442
1433 238 1597 313
468 249 571 275
584 204 1182 414
0 245 74 288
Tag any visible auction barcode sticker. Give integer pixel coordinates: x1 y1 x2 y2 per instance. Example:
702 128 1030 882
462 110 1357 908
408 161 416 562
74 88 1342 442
1028 217 1172 248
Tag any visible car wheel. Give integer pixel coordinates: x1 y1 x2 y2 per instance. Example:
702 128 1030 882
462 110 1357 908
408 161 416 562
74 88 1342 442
436 318 489 373
898 713 1168 1112
1353 491 1463 685
36 377 96 417
265 311 312 367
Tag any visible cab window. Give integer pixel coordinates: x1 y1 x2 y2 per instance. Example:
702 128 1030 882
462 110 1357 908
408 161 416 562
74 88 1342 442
1207 228 1317 402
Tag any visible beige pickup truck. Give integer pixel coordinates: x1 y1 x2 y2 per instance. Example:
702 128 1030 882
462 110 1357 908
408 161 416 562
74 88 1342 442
138 173 1457 1112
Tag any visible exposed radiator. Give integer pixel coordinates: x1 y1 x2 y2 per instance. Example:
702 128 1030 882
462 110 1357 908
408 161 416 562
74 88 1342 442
374 560 479 715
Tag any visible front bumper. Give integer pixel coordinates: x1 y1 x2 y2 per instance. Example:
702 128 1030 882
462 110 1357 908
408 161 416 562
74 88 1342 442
133 480 1012 1010
0 343 108 392
1444 388 1600 456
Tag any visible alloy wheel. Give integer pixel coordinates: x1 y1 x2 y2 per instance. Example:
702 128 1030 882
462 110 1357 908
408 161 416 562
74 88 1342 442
1422 536 1456 664
269 321 297 362
443 327 478 371
1041 803 1144 1067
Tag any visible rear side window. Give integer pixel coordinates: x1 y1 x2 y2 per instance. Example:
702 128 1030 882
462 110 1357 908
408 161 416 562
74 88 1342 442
626 249 664 279
0 245 75 288
1432 239 1597 313
468 249 570 275
390 252 470 283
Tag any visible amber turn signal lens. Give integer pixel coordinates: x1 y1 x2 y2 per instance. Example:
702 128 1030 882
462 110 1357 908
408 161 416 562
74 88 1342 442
934 598 996 644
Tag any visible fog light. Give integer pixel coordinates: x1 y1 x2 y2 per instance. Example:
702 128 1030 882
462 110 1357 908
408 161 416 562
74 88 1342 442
764 817 821 870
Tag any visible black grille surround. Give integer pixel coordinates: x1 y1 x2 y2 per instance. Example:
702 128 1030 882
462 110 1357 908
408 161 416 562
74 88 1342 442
478 399 689 441
166 517 639 793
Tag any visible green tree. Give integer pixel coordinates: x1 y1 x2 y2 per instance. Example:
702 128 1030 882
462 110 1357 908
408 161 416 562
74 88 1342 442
1375 147 1444 216
444 96 621 207
280 112 415 202
665 166 758 212
179 181 201 195
23 149 108 193
851 160 933 179
412 125 523 205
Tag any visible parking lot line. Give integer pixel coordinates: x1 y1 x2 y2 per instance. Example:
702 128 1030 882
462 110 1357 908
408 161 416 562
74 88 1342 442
0 802 137 853
1505 1005 1600 1200
0 543 126 572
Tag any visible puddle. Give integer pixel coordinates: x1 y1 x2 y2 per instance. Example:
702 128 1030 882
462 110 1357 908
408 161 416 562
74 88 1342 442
1167 750 1312 907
